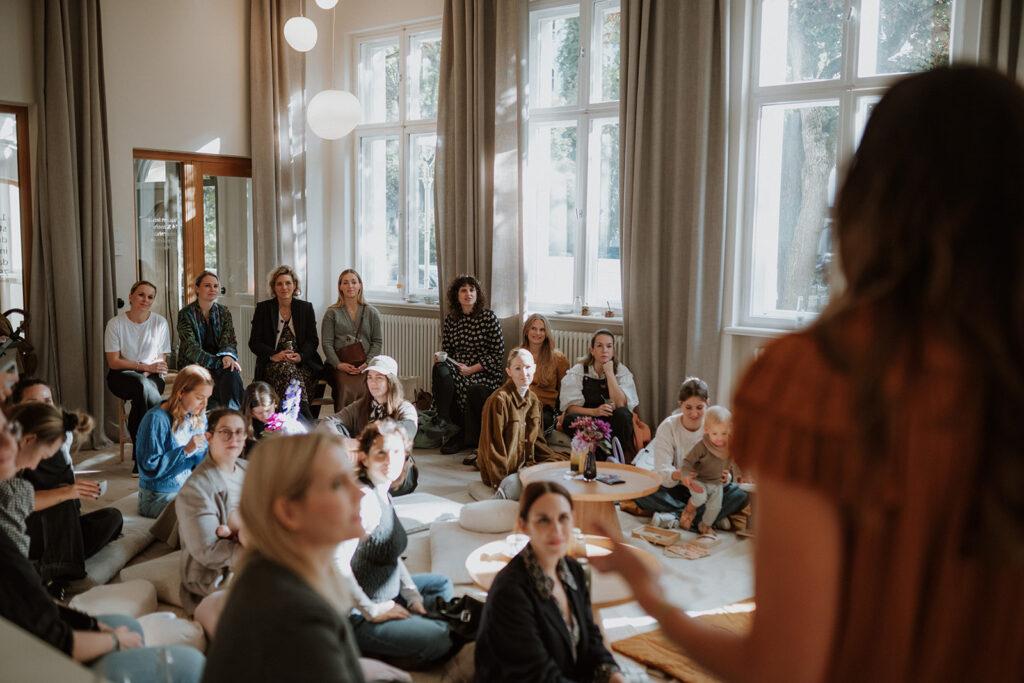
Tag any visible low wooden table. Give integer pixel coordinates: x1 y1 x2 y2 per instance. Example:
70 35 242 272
465 535 660 611
519 461 662 536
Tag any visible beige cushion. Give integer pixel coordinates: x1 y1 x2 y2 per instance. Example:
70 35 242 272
68 579 157 618
137 612 207 652
429 520 505 585
119 550 183 608
459 499 519 534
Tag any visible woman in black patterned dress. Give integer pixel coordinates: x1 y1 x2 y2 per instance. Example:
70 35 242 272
432 275 505 455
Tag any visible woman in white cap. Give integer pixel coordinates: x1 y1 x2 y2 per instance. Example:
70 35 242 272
320 355 419 495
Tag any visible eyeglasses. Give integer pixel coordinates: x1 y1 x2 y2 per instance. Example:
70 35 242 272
3 420 23 441
215 429 247 439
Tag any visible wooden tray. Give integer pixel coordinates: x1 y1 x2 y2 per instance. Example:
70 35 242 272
630 524 681 547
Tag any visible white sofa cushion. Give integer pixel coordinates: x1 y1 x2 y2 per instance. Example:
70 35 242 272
137 612 206 652
68 579 157 618
458 499 519 534
119 550 183 608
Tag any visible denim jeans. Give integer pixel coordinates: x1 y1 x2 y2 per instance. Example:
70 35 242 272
27 502 123 582
350 573 455 670
91 614 205 683
634 482 749 530
138 488 177 519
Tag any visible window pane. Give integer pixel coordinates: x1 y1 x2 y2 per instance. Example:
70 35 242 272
758 0 845 86
409 133 437 294
528 122 579 306
532 8 580 109
359 39 400 124
587 118 621 307
858 0 951 77
854 94 880 149
0 113 26 311
136 159 185 321
359 136 400 289
203 177 218 272
750 101 839 318
408 30 441 121
591 1 620 103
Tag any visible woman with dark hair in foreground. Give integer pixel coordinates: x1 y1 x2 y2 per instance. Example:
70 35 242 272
592 66 1024 682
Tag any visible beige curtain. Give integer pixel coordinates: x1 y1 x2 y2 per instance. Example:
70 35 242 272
251 0 307 285
981 0 1024 82
434 0 525 343
29 0 117 446
620 0 728 424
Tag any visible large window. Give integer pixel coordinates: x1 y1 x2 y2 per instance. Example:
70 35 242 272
742 0 953 326
0 105 31 312
526 0 621 312
354 24 441 299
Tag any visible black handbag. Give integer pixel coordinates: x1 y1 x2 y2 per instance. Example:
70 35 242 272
427 594 485 643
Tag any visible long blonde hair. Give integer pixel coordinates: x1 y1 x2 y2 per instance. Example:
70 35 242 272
167 365 214 431
330 268 366 308
239 433 350 612
522 313 556 368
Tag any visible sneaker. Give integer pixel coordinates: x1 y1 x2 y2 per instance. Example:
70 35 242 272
717 517 732 531
44 579 69 602
440 432 466 455
462 451 478 467
131 461 139 478
652 512 680 530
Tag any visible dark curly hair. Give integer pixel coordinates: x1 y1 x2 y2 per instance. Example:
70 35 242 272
446 274 487 317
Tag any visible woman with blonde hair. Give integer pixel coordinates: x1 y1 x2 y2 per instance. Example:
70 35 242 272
202 433 367 682
135 365 213 518
521 313 569 432
249 265 323 419
322 269 384 411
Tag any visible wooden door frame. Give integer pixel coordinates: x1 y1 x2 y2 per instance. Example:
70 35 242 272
0 104 32 309
132 149 252 303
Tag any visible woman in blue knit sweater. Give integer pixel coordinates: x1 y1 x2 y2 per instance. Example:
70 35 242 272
135 365 213 518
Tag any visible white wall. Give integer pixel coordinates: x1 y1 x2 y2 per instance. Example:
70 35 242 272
0 0 34 106
304 0 443 315
102 0 251 297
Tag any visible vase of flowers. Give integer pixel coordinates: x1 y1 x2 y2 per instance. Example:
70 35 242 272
568 416 612 481
264 379 307 435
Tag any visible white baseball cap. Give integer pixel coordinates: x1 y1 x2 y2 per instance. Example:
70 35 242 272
362 355 399 379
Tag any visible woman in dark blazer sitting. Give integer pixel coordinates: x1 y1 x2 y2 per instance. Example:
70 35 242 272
248 265 323 419
474 481 624 683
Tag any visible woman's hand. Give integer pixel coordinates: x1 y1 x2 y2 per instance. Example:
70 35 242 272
370 603 411 623
455 362 478 377
215 524 234 539
608 673 626 683
112 626 143 650
64 481 102 501
184 434 207 454
222 356 242 372
593 403 614 417
602 360 616 378
339 362 360 375
271 351 290 363
147 360 169 374
408 600 427 616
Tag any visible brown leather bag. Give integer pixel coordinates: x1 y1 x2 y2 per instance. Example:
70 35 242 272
335 306 367 366
631 411 653 461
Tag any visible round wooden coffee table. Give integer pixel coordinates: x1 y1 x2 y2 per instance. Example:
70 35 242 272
518 461 661 536
465 535 660 610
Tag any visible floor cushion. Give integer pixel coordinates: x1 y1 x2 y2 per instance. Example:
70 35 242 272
459 499 519 534
429 520 505 585
393 492 463 534
119 550 183 608
76 492 155 590
69 579 158 618
137 612 207 652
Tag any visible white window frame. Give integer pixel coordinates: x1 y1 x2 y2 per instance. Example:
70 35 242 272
352 21 442 302
526 0 622 315
734 0 975 331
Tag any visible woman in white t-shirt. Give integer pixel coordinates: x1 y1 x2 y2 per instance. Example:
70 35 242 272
105 280 172 469
629 377 748 530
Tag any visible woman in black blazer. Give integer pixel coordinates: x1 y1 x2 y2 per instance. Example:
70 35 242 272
248 266 323 418
474 482 624 683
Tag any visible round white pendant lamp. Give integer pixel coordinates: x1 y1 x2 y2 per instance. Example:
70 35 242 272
315 0 339 8
283 17 317 52
307 90 362 140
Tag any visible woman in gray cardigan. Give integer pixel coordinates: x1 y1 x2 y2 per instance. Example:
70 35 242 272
175 409 247 620
322 269 383 411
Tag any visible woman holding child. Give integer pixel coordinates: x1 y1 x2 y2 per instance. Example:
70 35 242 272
592 67 1024 681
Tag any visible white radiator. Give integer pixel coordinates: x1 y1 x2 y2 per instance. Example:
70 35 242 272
380 314 440 397
551 329 625 366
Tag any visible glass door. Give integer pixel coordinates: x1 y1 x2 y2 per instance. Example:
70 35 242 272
134 151 254 372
